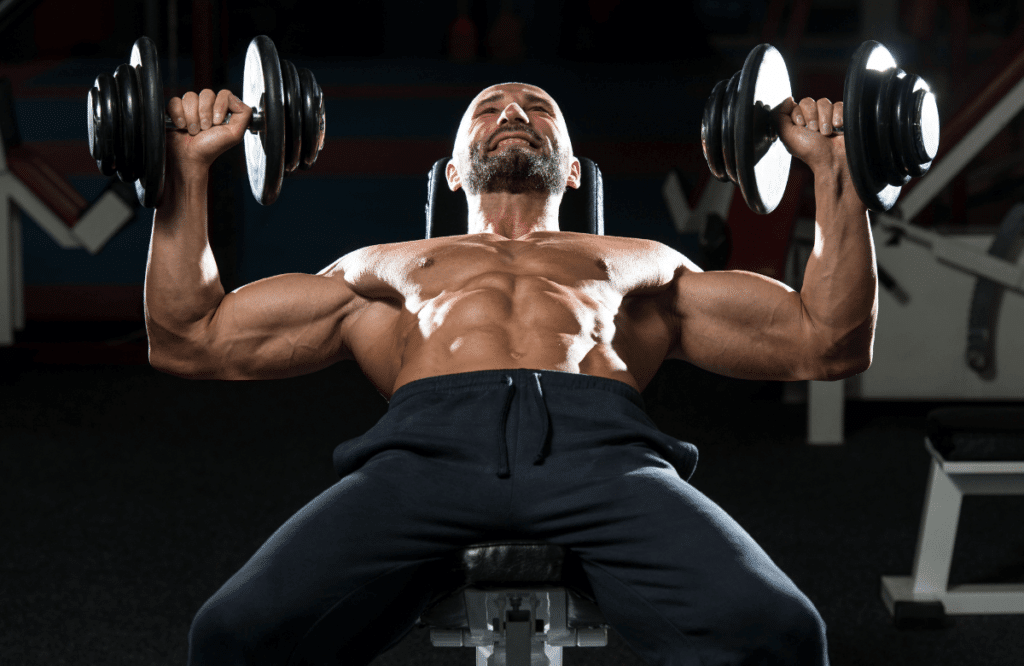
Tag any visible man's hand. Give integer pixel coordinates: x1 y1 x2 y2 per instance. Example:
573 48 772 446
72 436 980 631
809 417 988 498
776 97 845 176
165 89 252 175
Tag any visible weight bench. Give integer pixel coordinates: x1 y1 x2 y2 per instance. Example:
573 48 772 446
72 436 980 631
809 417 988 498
417 540 609 666
881 406 1024 627
414 157 611 665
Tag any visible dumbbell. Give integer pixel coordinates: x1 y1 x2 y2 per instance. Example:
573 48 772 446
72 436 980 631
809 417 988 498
701 40 940 214
86 35 326 208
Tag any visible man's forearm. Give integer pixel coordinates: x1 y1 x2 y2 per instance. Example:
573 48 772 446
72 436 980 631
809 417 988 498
799 164 877 373
144 166 226 354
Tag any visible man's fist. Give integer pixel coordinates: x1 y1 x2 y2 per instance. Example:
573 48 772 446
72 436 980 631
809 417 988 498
776 96 846 176
165 88 252 173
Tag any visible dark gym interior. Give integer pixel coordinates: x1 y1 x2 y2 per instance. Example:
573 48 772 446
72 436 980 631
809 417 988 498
2 1 1023 664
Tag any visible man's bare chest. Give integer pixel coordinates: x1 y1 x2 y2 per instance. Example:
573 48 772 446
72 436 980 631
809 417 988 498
342 232 681 307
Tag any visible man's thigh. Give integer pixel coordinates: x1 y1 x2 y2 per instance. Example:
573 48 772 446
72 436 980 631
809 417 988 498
519 444 828 666
187 449 504 666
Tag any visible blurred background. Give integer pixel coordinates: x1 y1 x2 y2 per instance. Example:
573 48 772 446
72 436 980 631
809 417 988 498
1 1 1023 665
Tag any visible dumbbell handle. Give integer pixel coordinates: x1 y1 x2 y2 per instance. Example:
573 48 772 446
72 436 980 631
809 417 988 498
763 102 845 141
775 122 845 136
775 116 846 135
162 107 265 133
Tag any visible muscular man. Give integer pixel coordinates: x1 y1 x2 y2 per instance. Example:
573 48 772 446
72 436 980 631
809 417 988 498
148 82 874 665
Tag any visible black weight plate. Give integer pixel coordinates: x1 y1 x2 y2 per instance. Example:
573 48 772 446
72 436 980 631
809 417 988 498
297 67 325 170
88 73 118 176
845 40 901 212
131 36 165 208
701 79 729 182
126 63 146 182
891 75 916 178
721 71 740 184
735 43 792 215
280 59 301 173
892 77 916 176
86 80 101 160
875 68 909 187
915 87 940 164
243 35 285 205
113 63 141 183
893 75 938 177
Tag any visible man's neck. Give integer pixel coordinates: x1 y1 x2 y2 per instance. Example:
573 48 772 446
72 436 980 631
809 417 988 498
466 190 562 239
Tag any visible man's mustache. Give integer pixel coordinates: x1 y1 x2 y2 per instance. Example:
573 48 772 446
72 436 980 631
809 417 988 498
481 126 543 150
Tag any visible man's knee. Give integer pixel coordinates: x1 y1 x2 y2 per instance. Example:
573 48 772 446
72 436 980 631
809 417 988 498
723 577 828 665
187 594 281 666
767 590 828 665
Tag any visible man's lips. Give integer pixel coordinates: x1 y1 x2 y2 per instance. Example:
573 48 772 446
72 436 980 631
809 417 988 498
488 132 540 150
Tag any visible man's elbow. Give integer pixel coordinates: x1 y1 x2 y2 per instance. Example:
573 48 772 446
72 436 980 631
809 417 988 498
149 346 201 378
836 352 872 379
815 343 872 380
147 331 215 379
810 318 874 380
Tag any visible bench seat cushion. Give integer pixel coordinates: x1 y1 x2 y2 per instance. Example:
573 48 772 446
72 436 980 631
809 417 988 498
927 407 1024 461
419 541 605 629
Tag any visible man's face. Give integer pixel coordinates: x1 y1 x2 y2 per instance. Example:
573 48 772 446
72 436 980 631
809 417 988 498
449 83 578 195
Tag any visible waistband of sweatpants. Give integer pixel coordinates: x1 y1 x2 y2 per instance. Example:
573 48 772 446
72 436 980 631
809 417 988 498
388 368 646 411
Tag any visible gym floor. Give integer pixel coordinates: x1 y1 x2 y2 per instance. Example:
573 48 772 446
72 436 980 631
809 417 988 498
1 321 1022 666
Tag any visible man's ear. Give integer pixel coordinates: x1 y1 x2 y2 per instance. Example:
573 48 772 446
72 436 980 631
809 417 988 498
566 157 581 189
446 160 462 192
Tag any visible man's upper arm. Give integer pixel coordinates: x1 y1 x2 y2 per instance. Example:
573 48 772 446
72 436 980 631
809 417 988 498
667 262 837 381
167 257 365 380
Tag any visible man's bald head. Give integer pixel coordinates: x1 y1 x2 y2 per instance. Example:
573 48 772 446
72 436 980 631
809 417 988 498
446 82 580 196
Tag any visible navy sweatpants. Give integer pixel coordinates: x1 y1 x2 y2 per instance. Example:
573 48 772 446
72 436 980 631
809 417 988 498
188 369 829 665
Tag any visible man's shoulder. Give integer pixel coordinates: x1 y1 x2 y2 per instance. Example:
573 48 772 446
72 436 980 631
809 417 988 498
320 233 694 274
591 234 694 269
319 238 423 272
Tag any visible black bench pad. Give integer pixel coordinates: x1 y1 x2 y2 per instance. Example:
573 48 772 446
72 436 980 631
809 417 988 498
927 407 1024 461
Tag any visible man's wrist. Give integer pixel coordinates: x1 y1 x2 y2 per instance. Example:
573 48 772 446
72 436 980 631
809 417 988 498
167 161 210 191
152 161 210 213
812 158 863 208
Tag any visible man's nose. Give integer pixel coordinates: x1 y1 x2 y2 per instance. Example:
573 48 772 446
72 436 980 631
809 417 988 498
497 103 529 124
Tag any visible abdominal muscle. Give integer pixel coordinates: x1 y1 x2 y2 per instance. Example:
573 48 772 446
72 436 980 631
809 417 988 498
388 276 639 394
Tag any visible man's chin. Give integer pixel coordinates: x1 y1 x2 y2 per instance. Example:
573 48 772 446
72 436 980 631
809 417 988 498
479 177 548 194
466 146 564 194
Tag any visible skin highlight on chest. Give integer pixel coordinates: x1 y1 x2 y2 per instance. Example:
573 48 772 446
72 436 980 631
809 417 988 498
365 232 661 305
336 232 684 397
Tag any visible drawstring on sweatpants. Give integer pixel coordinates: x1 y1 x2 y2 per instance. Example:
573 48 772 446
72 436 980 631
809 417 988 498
495 376 515 478
495 372 552 478
531 372 551 465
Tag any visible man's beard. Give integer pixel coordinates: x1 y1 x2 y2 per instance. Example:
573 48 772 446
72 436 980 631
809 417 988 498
463 142 567 195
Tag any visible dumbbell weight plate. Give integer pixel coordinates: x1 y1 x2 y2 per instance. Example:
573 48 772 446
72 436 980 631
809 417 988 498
297 66 325 170
130 36 165 208
720 71 741 185
243 35 285 206
701 79 729 182
844 41 903 212
113 62 143 184
281 59 302 173
87 73 118 177
734 43 792 215
892 72 939 179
